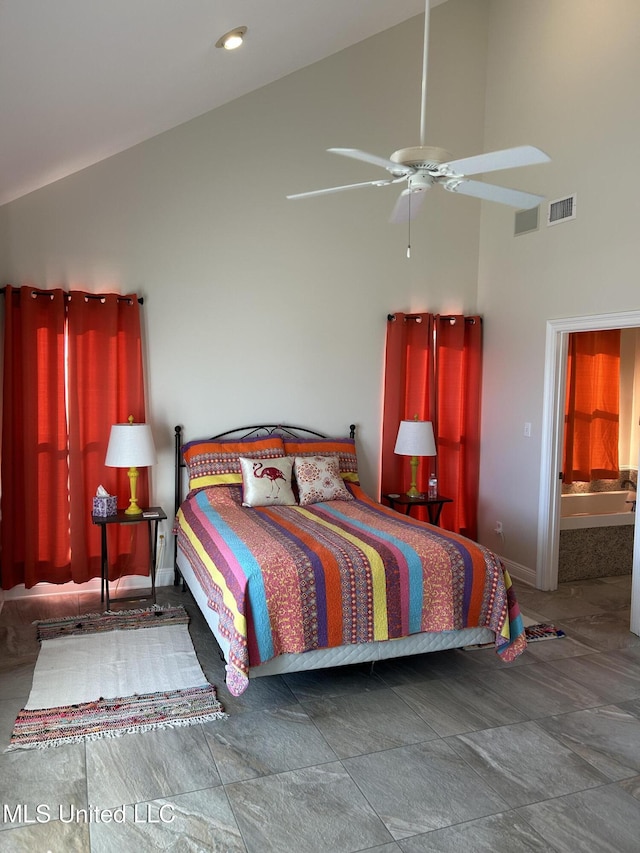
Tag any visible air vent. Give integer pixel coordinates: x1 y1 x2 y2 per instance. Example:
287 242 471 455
547 194 576 226
514 206 539 236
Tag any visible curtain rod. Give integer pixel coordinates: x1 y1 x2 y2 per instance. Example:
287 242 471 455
0 286 143 305
440 316 480 325
387 313 423 322
387 313 480 324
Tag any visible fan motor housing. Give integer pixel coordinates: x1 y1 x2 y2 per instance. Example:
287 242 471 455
391 145 451 171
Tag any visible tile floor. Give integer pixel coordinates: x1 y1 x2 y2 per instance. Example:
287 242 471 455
1 575 640 851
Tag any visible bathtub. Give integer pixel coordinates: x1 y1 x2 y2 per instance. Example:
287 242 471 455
560 490 636 530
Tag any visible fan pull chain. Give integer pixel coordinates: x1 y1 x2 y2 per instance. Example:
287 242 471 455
406 193 412 258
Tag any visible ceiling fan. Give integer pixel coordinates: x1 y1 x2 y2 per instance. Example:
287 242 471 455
286 0 550 226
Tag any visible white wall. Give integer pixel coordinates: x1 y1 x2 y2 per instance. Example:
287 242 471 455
0 0 489 562
477 0 640 574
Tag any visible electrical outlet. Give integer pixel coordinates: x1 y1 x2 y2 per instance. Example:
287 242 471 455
494 521 503 535
524 422 532 437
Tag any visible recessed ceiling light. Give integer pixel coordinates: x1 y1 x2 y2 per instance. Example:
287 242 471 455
215 26 247 50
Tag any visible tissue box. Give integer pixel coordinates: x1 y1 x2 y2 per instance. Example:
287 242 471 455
92 495 117 517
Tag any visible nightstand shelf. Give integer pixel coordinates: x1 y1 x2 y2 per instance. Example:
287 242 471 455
91 506 166 610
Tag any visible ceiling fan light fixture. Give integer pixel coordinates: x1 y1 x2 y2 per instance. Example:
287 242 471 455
408 173 434 192
215 26 247 50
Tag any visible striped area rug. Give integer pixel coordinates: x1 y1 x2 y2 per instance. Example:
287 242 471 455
7 606 225 751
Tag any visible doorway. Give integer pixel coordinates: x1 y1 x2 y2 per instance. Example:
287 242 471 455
537 309 640 636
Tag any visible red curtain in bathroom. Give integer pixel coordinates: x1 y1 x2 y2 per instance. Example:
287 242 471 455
381 312 483 537
1 285 149 590
563 329 620 484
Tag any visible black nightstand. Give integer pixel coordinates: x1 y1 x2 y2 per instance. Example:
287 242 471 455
384 493 452 526
91 507 166 610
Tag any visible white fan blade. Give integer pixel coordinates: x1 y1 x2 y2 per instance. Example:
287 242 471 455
390 189 427 224
287 179 394 200
443 179 544 209
328 148 412 176
441 145 550 177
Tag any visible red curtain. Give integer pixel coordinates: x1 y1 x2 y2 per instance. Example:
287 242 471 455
563 329 620 484
1 286 149 590
434 315 483 537
381 312 483 536
1 288 70 587
67 292 149 582
381 313 434 521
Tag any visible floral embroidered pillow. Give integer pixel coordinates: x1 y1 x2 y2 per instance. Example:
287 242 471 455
294 455 354 506
239 456 296 507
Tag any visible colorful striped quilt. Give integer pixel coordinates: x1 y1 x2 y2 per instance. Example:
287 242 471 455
176 484 526 695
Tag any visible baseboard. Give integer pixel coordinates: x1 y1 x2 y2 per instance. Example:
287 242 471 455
498 556 537 588
2 566 176 600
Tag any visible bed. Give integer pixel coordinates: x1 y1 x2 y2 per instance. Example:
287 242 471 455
173 424 526 696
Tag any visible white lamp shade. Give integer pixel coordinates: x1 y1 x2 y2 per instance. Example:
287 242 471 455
394 420 436 457
105 422 157 468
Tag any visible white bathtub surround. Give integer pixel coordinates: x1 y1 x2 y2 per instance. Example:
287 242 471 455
559 490 636 582
560 490 636 531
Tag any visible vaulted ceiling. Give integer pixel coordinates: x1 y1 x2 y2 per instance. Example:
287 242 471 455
0 0 450 206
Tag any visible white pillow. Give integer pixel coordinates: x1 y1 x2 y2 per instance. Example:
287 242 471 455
239 456 296 507
294 455 354 506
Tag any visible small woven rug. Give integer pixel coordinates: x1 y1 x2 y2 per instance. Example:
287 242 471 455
465 614 566 651
524 623 566 642
35 605 190 641
521 611 566 642
7 605 225 751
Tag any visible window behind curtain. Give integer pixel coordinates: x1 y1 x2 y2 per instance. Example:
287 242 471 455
381 312 483 537
381 313 434 515
434 315 482 536
563 329 620 484
1 285 149 590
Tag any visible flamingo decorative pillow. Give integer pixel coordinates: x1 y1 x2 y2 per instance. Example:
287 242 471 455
239 456 296 507
294 455 354 506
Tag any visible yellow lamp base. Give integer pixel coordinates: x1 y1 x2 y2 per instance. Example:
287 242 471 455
406 455 420 498
124 465 143 515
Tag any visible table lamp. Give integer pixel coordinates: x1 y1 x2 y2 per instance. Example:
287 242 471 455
394 419 436 498
105 416 157 515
